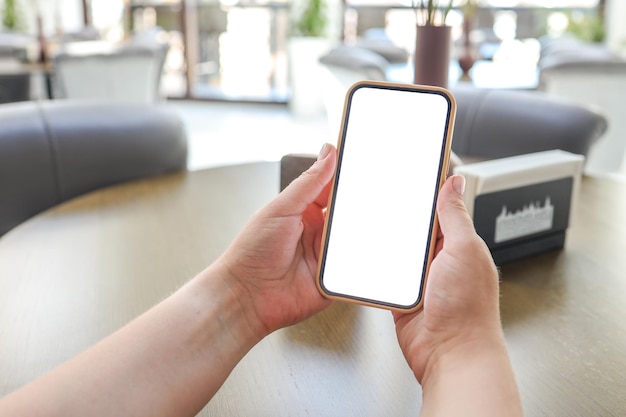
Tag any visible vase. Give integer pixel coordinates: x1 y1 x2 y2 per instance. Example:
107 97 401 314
413 25 452 89
458 14 476 82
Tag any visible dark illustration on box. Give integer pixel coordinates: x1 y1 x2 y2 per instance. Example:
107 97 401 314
494 196 554 243
473 177 573 249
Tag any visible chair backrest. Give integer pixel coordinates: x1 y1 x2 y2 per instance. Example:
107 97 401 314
125 29 171 97
538 58 626 176
318 50 608 170
0 100 188 237
0 55 31 103
0 72 30 103
449 85 607 162
319 45 390 136
53 47 164 103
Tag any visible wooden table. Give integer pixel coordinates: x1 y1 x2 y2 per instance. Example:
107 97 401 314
0 162 624 416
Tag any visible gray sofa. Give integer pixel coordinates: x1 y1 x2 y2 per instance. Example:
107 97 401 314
282 46 609 190
0 100 188 236
318 44 608 166
449 84 607 160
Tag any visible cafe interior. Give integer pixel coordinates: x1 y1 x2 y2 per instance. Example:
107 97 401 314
1 0 625 416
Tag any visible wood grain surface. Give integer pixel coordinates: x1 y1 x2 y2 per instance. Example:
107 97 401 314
0 163 624 416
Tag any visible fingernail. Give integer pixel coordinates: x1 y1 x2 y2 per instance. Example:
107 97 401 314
452 175 466 196
317 143 331 161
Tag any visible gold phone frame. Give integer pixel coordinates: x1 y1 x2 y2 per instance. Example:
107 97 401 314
316 80 457 313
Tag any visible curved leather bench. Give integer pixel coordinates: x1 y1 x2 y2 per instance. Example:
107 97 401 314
450 84 608 160
0 100 188 236
318 45 608 165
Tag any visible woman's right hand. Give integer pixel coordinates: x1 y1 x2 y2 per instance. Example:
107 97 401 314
393 175 523 417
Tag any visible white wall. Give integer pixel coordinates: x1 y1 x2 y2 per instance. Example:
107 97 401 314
604 0 626 176
605 0 626 56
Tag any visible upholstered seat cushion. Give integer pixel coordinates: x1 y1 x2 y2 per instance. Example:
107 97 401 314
319 45 390 81
354 39 409 64
450 85 607 159
0 100 188 236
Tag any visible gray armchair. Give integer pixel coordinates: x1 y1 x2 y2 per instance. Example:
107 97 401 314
0 100 188 236
284 54 608 190
0 55 31 103
450 85 607 160
53 45 166 103
0 72 30 103
536 36 626 175
318 46 608 170
280 82 607 189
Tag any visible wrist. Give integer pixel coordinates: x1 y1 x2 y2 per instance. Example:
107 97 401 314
421 325 507 380
419 331 523 417
188 261 267 355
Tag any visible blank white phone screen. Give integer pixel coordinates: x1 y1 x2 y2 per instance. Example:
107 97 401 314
320 85 451 308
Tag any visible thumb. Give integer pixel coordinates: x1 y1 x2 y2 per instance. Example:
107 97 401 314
275 144 337 215
436 175 476 240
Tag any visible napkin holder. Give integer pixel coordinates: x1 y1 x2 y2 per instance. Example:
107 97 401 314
454 150 584 264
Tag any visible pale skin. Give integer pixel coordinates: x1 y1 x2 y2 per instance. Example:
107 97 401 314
0 143 523 417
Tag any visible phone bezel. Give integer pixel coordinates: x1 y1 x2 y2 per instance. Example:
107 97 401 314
316 80 457 313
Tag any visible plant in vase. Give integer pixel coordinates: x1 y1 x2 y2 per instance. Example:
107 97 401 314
411 0 454 88
412 0 453 27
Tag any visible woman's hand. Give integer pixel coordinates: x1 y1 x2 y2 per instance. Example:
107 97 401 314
393 175 522 417
215 144 337 339
393 174 503 381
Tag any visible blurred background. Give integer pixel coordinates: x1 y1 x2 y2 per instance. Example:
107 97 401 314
1 0 618 103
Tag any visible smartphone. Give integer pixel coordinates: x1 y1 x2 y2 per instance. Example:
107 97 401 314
317 81 456 312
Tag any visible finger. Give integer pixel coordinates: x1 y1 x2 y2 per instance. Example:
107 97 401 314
275 144 337 215
436 175 476 240
313 176 333 209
